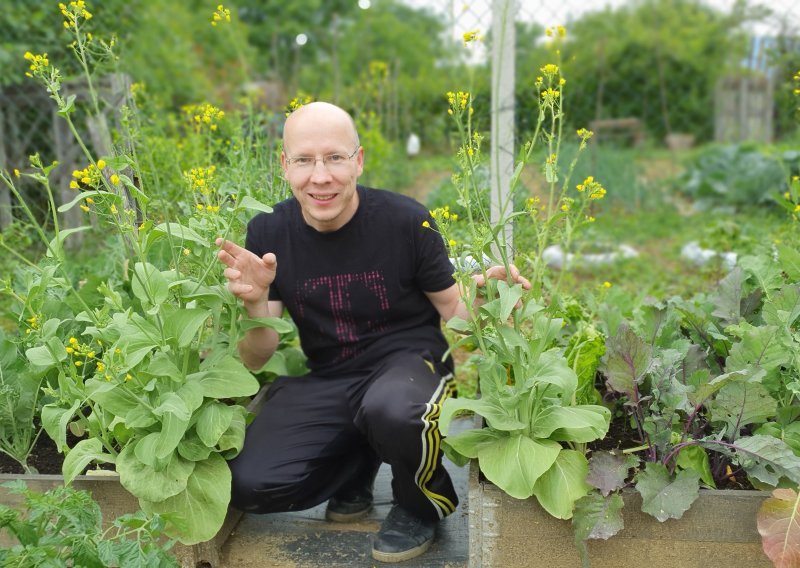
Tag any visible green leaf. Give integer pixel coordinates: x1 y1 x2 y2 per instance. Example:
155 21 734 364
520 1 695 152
239 317 295 334
776 244 800 281
602 323 651 399
152 223 209 246
675 445 715 488
162 308 209 348
57 94 77 116
497 281 523 321
726 324 789 373
140 453 231 544
740 254 783 294
57 190 107 212
532 449 591 519
25 337 68 369
442 427 502 459
131 262 170 307
177 432 214 462
196 402 235 448
119 173 150 204
635 462 700 522
216 406 247 456
756 488 800 567
62 438 114 485
731 435 800 487
152 393 191 459
531 405 610 443
477 435 562 499
762 285 800 329
439 397 525 434
710 266 743 326
524 349 578 401
86 379 142 417
41 401 80 453
445 316 470 333
117 443 194 502
688 367 763 407
134 432 169 469
709 381 777 434
188 355 260 398
573 491 625 541
237 196 273 214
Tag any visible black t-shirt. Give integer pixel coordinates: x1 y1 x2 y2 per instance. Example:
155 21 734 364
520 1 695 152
245 185 456 377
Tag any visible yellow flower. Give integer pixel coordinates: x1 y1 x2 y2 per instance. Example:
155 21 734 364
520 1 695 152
125 373 133 381
602 281 612 289
540 63 559 76
110 174 120 185
463 29 480 45
86 197 94 204
422 221 430 228
448 239 457 247
75 361 83 367
211 4 232 26
66 347 74 354
557 25 566 38
96 159 106 169
23 52 50 78
13 169 20 177
79 204 90 213
69 337 78 344
110 204 118 214
183 248 191 256
97 362 105 372
69 180 79 189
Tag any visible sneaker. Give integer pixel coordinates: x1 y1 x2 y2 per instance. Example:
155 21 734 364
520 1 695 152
371 505 437 563
326 455 381 522
325 484 374 522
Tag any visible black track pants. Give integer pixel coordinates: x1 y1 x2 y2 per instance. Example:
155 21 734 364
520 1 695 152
228 353 459 522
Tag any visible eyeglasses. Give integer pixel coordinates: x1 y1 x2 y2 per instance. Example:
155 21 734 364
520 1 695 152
285 145 360 171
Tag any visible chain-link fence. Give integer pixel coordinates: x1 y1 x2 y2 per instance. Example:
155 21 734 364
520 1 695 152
408 0 800 146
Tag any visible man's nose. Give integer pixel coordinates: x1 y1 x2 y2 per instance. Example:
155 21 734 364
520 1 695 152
309 158 332 181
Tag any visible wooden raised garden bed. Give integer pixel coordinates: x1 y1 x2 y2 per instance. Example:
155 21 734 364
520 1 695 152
467 462 771 568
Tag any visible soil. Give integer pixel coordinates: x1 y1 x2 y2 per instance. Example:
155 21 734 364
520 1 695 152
0 432 65 475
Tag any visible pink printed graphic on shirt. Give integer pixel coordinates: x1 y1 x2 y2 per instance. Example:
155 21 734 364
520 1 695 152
297 271 389 361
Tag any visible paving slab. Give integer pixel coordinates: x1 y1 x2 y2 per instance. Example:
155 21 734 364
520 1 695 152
219 416 472 568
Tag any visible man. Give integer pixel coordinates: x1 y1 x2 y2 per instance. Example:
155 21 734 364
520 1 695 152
217 101 529 563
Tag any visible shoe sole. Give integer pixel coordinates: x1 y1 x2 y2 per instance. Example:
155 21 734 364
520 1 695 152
325 505 373 523
371 538 433 563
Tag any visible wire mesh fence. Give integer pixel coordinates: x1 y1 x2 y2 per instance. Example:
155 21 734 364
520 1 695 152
411 0 800 146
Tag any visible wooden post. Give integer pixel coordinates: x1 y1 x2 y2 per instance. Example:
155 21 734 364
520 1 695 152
490 0 516 262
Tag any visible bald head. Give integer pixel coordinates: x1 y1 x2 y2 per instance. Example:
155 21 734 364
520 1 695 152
283 102 359 153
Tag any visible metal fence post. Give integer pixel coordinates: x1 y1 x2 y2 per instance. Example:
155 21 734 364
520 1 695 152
490 0 516 262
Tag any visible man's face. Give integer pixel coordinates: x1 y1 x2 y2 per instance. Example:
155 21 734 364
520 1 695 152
281 108 364 233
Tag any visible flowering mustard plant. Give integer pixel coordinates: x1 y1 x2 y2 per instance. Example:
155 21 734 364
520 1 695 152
438 27 611 521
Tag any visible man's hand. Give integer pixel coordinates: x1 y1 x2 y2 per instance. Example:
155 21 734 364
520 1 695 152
474 264 532 290
216 238 277 305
